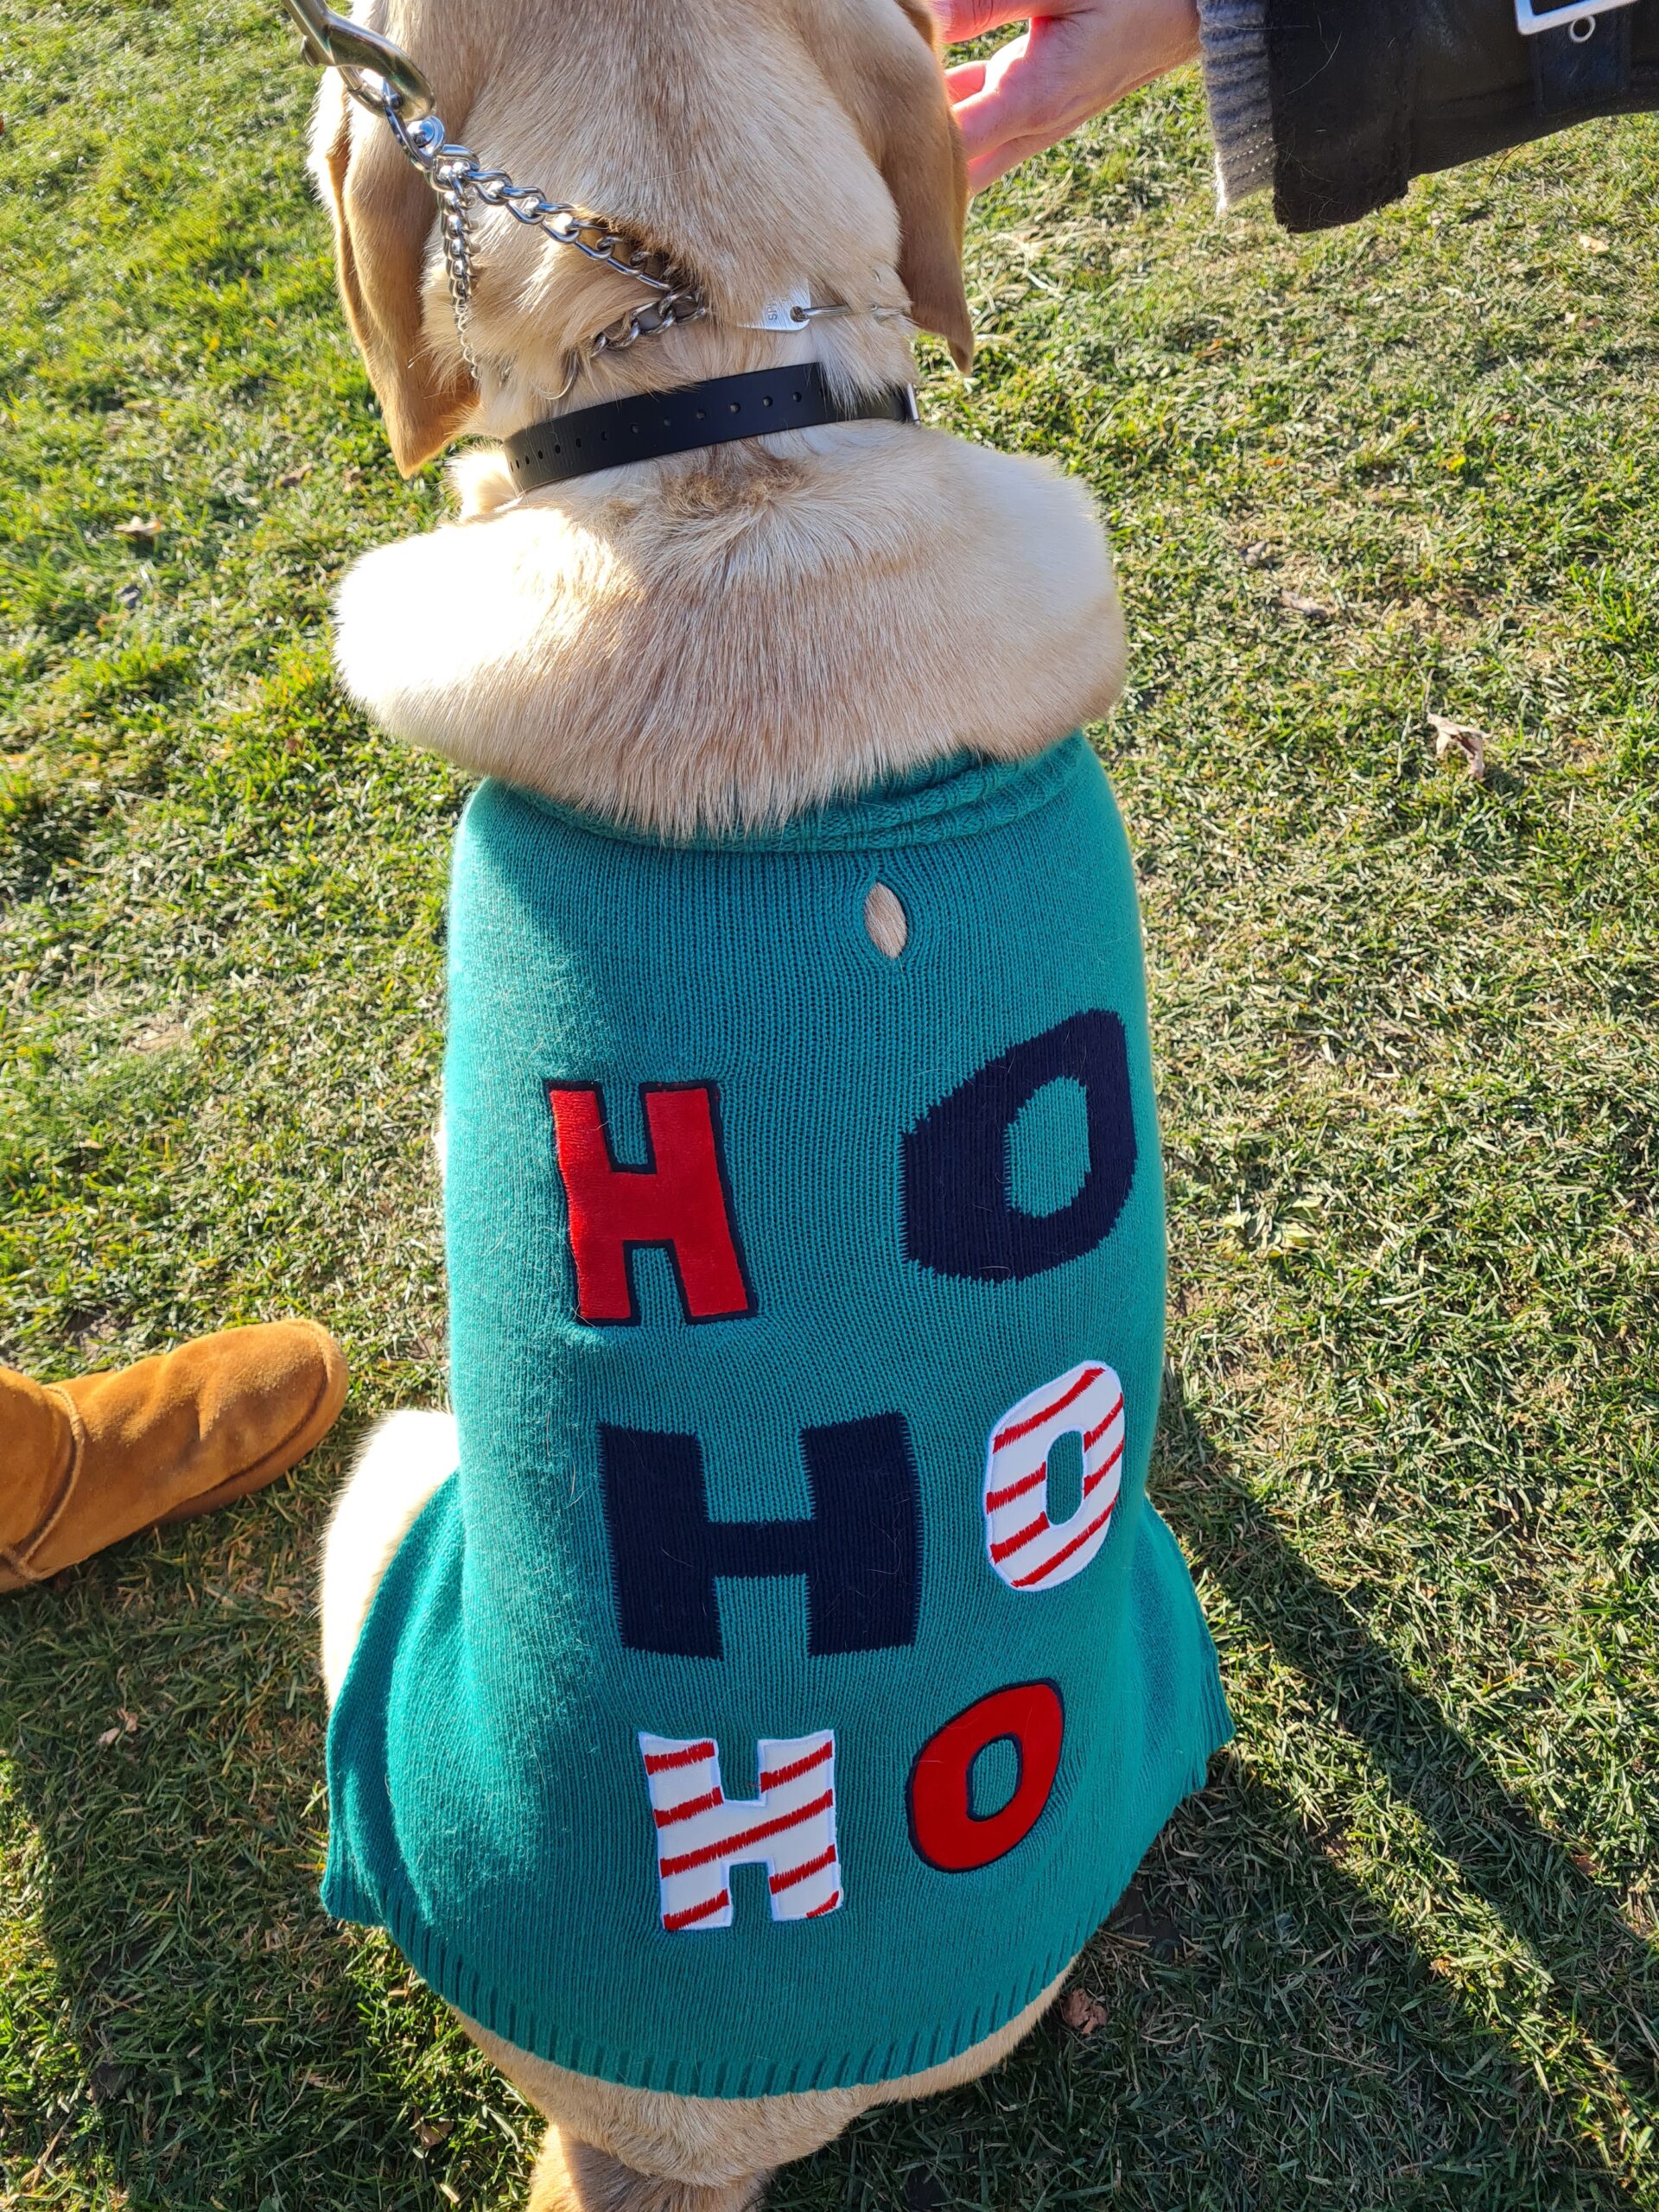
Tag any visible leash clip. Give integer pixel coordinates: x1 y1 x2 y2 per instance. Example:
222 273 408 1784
278 0 435 118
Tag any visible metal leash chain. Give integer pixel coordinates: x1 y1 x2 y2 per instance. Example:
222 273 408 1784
432 147 476 371
282 0 708 376
385 102 710 377
280 0 904 383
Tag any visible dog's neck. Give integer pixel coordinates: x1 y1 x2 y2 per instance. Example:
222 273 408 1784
333 320 1126 840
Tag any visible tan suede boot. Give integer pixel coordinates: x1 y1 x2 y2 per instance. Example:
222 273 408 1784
0 1320 348 1593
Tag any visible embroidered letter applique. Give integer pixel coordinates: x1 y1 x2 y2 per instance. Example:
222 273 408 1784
983 1361 1125 1592
546 1081 755 1324
601 1415 921 1657
908 1682 1064 1872
639 1732 842 1930
901 1011 1137 1282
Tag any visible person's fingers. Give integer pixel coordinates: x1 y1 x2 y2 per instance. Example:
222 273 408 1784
945 0 1199 189
930 0 1046 45
944 56 988 99
950 18 1088 167
965 124 1063 191
947 32 1027 161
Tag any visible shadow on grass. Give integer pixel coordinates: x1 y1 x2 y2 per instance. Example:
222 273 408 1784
0 1424 531 2212
779 1395 1647 2209
1156 1368 1659 2096
791 1402 1649 2209
790 1749 1629 2211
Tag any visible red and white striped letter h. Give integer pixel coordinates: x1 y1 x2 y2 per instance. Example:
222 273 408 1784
638 1731 842 1932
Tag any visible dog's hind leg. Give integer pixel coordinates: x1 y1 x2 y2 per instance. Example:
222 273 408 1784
320 1408 456 1704
528 2127 768 2212
474 1962 1071 2212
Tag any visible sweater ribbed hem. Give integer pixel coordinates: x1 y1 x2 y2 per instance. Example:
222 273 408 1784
1198 0 1273 210
323 1673 1234 2100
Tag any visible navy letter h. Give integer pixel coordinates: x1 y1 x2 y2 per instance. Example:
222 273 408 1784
599 1415 921 1657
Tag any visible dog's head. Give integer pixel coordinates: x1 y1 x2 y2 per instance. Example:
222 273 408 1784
311 0 971 476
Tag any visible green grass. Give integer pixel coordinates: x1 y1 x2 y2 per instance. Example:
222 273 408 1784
2 2 1656 2205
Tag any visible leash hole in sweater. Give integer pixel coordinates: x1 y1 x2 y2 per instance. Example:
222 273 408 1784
864 881 907 957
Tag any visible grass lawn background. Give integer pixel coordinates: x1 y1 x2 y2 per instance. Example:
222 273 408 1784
2 2 1656 2205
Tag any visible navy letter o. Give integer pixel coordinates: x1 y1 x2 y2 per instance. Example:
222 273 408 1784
901 1010 1137 1282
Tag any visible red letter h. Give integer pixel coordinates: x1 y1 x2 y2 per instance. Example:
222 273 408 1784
546 1083 755 1324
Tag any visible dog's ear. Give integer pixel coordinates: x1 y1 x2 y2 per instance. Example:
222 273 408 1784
864 0 974 372
311 75 476 476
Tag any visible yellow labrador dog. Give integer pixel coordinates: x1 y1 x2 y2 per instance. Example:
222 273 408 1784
306 4 1226 2209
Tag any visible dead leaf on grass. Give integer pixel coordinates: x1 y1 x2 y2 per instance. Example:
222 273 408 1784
113 515 162 546
1428 714 1491 779
130 1015 190 1053
1578 233 1611 256
16 2123 73 2196
1281 592 1333 620
1059 1987 1109 2037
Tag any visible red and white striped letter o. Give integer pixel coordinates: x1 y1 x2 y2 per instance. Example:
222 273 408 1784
982 1361 1126 1592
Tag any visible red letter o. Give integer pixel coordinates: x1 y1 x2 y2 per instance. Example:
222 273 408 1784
907 1681 1064 1872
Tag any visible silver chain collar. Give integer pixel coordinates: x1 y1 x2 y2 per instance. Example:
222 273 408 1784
383 103 709 374
281 0 905 385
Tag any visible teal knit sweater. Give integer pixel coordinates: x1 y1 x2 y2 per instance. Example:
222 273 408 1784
324 733 1231 2098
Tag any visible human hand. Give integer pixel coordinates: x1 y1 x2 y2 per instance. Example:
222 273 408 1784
933 0 1200 192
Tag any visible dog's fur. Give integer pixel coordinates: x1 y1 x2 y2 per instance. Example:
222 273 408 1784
313 2 1125 2203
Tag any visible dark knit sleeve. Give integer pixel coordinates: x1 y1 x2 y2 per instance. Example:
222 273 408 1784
1196 0 1659 231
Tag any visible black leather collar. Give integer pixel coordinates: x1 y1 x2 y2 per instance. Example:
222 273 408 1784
504 363 918 494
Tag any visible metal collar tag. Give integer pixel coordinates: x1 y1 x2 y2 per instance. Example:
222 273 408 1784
1515 0 1637 37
